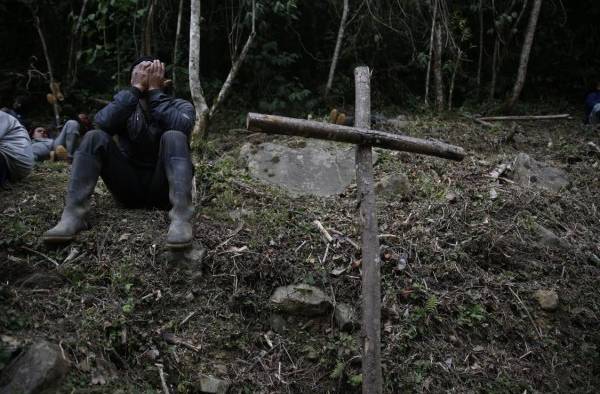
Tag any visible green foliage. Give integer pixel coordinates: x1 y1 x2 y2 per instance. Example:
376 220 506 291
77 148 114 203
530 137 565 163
458 304 487 327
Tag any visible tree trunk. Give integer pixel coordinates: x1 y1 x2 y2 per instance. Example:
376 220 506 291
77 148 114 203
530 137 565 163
476 0 483 97
172 0 184 93
448 49 462 110
209 0 256 118
506 0 543 110
33 14 61 127
324 0 349 98
354 66 382 394
189 0 209 139
424 0 438 107
143 0 156 55
433 18 444 111
489 38 499 101
66 0 89 89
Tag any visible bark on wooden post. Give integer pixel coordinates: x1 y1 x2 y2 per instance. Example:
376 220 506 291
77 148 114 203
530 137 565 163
354 66 383 394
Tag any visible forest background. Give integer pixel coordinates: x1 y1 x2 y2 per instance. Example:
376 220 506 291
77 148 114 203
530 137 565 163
1 0 599 126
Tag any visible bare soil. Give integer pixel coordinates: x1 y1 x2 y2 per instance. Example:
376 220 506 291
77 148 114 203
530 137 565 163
1 110 599 393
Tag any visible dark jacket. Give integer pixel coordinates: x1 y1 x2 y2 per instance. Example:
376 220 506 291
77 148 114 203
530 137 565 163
94 88 195 166
584 90 600 123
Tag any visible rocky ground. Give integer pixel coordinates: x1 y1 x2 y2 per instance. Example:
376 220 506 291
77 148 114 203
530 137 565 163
1 109 599 393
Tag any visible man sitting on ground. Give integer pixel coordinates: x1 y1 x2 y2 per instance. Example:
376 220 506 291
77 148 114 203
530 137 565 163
0 111 34 187
30 114 92 162
44 57 196 249
585 81 600 125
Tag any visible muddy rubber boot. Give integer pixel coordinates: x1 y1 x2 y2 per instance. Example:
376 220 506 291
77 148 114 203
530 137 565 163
43 153 100 243
165 157 194 250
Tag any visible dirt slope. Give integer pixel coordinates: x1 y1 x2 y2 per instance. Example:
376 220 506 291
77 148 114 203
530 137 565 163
1 113 599 393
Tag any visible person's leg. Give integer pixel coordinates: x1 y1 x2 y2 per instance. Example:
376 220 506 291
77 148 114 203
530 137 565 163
590 103 600 125
53 120 80 160
149 130 194 249
43 129 144 242
0 153 9 187
97 140 148 208
31 140 52 161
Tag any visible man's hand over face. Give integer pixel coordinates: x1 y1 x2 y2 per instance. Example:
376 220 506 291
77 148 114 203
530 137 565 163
147 60 166 91
130 61 152 92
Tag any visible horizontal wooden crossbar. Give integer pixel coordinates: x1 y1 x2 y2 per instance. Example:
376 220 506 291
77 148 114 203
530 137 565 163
246 113 465 161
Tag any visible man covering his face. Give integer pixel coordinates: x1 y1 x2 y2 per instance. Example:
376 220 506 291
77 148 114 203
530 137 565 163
44 56 196 249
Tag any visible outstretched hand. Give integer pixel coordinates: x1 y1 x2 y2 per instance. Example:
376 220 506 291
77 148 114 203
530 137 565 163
147 60 165 91
130 61 152 92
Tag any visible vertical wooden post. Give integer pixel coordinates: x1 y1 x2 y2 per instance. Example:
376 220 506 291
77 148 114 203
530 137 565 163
354 66 382 393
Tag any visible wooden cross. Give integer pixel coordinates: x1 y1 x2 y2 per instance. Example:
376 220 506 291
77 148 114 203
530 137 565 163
246 66 465 394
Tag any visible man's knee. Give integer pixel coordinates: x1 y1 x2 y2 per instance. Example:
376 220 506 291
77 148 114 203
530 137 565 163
64 120 80 135
79 129 111 151
161 130 187 143
160 130 189 155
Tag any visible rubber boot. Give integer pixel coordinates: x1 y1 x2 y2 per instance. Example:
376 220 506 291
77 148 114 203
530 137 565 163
54 145 68 161
165 157 194 249
43 153 100 243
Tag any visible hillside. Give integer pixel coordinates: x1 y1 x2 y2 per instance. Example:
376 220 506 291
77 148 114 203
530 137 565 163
1 112 599 393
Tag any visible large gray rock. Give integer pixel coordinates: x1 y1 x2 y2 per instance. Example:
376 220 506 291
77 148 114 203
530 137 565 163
196 375 230 394
0 340 70 394
510 153 569 193
241 140 376 197
270 284 332 316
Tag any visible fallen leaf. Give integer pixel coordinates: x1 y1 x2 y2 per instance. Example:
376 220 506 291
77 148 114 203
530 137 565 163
331 266 346 276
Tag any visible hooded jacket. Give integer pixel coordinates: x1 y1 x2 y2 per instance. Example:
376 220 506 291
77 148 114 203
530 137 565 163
94 87 195 166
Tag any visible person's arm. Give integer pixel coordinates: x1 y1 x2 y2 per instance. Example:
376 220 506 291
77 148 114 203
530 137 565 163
93 88 142 135
145 60 195 136
95 62 152 134
147 90 195 136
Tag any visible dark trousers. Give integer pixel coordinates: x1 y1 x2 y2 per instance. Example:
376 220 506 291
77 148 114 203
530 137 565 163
78 129 192 209
0 154 8 187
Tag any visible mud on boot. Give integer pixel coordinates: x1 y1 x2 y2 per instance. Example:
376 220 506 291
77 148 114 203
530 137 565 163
165 157 194 250
43 152 100 244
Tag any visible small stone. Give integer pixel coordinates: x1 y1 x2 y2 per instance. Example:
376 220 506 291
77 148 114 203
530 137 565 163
270 314 287 333
270 284 332 316
0 340 70 394
534 289 559 311
334 303 357 331
445 191 457 203
375 173 411 199
196 374 230 394
163 242 206 275
535 224 570 250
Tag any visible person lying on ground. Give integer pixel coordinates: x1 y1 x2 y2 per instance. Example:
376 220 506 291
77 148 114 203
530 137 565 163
44 57 196 250
30 114 93 162
584 81 600 125
0 110 34 188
